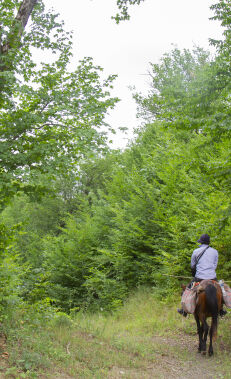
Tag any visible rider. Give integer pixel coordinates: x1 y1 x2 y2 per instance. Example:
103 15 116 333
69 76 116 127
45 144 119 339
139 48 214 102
178 233 227 317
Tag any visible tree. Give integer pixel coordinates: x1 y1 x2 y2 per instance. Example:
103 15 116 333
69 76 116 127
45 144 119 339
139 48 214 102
134 47 213 131
0 1 120 208
0 0 147 208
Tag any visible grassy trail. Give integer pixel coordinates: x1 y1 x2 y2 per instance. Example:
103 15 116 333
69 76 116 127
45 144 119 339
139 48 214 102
0 289 230 378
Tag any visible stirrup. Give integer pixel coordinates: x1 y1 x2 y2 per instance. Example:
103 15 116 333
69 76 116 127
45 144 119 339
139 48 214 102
219 309 227 317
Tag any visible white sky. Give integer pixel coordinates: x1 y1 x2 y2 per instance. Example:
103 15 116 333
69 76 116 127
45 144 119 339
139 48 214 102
44 0 222 148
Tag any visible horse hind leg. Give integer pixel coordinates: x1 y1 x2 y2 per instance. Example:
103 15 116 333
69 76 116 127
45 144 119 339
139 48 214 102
208 316 218 356
195 314 203 353
208 326 213 356
201 319 209 355
204 284 219 356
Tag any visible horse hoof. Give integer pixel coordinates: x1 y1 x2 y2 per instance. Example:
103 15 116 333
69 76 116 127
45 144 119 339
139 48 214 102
201 351 206 356
209 351 213 357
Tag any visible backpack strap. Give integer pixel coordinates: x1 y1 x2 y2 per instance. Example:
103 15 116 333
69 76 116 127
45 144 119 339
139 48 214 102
196 246 209 265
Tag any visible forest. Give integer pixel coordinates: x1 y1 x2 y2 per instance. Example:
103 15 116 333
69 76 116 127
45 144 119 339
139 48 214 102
0 0 231 377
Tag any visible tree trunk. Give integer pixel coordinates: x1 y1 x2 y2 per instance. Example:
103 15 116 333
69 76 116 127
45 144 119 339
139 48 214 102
1 0 38 56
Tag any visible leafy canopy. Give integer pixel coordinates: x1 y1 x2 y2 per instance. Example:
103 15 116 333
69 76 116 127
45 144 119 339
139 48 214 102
0 1 119 207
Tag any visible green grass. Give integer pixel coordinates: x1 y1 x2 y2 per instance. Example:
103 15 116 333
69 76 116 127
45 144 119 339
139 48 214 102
2 288 231 378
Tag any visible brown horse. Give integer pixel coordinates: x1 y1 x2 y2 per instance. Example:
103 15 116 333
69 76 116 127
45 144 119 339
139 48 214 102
194 280 222 356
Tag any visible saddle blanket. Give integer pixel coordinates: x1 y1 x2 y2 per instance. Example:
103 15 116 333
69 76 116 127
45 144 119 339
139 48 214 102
224 283 231 308
181 288 197 314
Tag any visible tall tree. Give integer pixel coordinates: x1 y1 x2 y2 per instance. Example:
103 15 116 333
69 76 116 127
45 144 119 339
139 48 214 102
0 1 119 207
0 0 147 207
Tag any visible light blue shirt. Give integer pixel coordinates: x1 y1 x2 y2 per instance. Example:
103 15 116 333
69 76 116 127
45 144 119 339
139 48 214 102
191 244 218 279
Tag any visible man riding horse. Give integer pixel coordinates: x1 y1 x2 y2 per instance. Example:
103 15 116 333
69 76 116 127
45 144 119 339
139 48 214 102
177 233 227 317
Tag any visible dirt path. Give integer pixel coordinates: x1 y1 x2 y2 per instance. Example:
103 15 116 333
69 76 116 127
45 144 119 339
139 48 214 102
0 326 229 378
108 333 227 379
50 330 229 379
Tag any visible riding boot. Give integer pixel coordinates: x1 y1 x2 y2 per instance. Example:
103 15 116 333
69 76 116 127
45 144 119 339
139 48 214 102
219 308 227 317
177 308 187 317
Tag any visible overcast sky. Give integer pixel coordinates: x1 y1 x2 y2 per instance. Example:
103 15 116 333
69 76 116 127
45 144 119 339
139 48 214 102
44 0 222 148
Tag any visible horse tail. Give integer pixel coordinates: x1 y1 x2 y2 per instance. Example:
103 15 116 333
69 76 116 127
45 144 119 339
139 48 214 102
205 284 218 339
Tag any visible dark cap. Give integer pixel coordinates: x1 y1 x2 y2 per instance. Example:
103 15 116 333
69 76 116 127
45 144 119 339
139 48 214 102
197 234 210 245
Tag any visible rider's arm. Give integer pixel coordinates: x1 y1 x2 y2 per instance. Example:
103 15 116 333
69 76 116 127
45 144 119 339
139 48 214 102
191 250 197 268
213 250 218 270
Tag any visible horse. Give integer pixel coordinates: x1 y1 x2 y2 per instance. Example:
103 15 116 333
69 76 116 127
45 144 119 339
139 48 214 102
193 280 222 356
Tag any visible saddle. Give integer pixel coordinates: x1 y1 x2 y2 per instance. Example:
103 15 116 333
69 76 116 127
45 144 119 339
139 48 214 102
192 279 220 294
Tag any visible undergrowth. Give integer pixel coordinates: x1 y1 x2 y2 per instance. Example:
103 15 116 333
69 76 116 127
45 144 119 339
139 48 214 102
1 288 230 378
